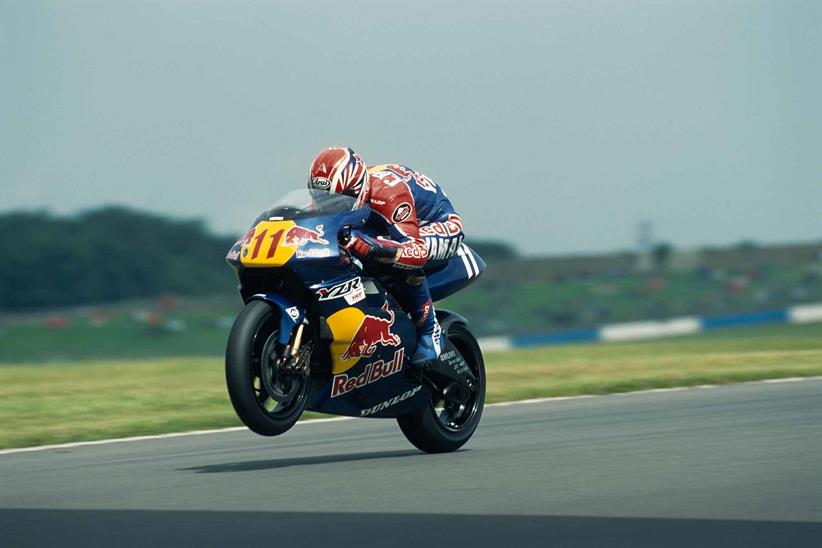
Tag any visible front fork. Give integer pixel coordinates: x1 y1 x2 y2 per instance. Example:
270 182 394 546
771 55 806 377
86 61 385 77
247 294 312 401
260 319 312 402
278 321 311 377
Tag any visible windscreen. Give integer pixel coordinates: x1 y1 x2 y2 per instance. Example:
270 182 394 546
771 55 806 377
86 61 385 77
253 189 359 223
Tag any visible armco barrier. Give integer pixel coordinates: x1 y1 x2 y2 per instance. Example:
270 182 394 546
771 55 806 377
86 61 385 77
700 309 787 330
478 302 822 352
789 303 822 324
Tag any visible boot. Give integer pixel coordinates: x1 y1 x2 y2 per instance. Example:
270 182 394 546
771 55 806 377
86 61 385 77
410 298 442 367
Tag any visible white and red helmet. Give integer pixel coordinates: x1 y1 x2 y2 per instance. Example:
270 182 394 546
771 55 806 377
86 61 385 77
308 147 370 206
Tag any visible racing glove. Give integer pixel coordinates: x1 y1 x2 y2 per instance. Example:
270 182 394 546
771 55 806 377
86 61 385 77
343 231 401 264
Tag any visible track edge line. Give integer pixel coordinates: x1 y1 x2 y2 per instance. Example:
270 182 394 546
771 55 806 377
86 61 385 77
2 375 821 456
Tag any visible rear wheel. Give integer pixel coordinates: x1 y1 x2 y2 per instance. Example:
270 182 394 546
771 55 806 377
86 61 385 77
225 300 310 436
397 323 486 453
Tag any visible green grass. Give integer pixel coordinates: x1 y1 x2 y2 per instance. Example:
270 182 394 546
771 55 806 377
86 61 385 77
485 322 822 402
0 306 239 363
1 322 821 450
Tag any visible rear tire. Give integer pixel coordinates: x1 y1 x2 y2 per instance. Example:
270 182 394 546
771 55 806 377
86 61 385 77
397 323 486 453
225 300 309 436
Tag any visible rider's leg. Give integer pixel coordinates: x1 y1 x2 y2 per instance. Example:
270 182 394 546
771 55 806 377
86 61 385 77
393 212 464 366
391 270 442 366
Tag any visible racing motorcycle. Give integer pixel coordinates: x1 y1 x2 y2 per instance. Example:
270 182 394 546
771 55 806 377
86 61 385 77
224 189 486 453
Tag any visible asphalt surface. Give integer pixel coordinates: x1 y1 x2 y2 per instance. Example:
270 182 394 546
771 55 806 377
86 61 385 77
2 379 821 547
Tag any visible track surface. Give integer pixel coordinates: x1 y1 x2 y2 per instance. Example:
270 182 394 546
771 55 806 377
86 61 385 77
2 380 821 547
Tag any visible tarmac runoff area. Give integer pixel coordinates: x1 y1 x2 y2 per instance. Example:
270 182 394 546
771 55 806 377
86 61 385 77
1 378 821 547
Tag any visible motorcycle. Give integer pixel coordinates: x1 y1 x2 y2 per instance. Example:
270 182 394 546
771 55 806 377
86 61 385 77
224 188 486 453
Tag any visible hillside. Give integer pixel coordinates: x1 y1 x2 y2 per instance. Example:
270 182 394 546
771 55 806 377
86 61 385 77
0 207 237 311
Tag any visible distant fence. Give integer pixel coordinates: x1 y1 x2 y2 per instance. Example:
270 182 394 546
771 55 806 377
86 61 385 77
478 302 822 352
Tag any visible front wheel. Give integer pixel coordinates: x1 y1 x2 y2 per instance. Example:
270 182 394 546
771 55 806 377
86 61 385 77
397 323 486 453
225 300 310 436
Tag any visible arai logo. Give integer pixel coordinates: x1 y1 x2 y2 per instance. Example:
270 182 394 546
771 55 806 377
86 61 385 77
310 177 332 190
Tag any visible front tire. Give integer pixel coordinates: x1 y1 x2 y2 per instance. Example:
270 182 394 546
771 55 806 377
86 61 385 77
397 323 486 453
225 300 309 436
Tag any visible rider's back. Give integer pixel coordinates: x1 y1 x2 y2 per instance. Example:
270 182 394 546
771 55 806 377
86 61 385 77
366 164 457 225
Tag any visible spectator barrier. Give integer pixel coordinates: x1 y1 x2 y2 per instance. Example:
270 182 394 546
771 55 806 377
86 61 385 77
477 302 822 352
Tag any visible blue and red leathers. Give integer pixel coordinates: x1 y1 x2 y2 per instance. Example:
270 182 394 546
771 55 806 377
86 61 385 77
347 164 464 365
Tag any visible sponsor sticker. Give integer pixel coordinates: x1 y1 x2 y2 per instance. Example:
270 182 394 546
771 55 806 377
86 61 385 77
424 234 464 261
317 277 366 305
419 215 463 237
391 202 412 223
331 348 405 398
310 177 332 190
419 300 432 325
439 349 468 375
360 385 422 416
401 245 426 259
341 310 400 361
296 248 333 259
285 306 300 321
284 225 328 246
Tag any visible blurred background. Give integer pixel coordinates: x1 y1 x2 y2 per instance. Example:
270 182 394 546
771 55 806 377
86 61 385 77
1 1 821 447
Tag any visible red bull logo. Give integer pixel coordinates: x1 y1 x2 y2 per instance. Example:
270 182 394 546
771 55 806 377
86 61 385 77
284 225 328 246
331 348 405 398
341 310 400 361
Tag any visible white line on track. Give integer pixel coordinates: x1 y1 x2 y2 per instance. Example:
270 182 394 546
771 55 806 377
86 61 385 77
760 377 819 383
2 375 821 457
0 417 353 456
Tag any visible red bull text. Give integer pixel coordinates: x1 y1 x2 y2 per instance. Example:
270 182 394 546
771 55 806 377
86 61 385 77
331 348 405 398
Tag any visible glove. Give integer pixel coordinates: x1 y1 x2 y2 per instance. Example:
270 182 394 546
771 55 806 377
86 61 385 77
344 232 375 260
344 231 400 264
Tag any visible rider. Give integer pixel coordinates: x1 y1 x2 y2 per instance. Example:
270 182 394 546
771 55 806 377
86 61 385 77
308 146 465 367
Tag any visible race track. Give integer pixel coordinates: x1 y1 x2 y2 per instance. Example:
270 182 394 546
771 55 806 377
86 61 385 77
2 379 821 547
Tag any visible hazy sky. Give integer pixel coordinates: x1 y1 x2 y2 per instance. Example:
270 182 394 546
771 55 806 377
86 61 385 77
2 0 820 255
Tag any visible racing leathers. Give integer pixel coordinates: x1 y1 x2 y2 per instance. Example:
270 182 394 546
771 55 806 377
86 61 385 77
344 164 464 366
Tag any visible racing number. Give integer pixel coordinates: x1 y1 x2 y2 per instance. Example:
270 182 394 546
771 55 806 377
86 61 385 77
376 170 403 187
250 228 284 260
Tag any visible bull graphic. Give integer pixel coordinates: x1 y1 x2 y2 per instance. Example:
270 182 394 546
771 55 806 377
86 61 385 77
342 307 401 361
284 225 328 246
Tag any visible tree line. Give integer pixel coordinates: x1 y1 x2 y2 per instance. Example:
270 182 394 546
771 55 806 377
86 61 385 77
0 207 237 311
0 207 516 311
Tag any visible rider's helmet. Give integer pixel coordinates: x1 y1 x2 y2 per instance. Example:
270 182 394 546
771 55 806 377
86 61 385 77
308 147 370 207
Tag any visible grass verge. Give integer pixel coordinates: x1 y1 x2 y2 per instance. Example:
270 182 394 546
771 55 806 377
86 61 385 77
2 322 821 450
